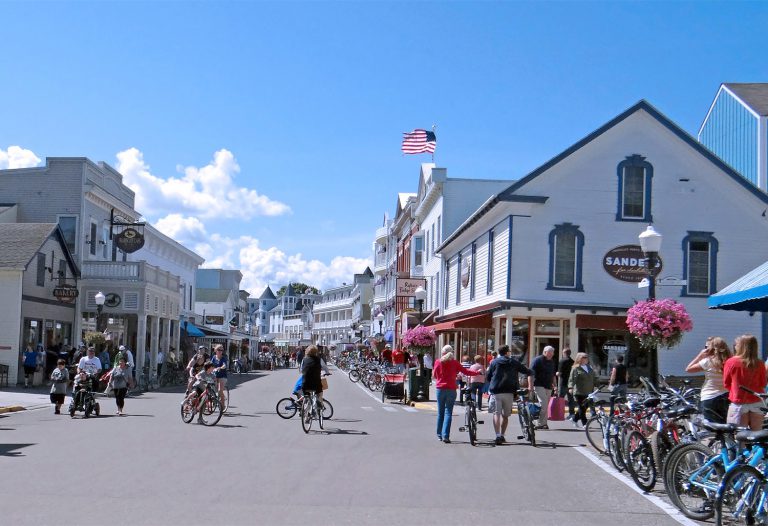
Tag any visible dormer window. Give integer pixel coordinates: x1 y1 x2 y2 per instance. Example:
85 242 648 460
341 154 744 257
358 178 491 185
616 155 653 222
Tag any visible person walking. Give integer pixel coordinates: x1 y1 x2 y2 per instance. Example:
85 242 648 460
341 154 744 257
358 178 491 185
49 359 69 414
556 347 575 421
467 355 486 411
568 352 598 428
423 350 433 385
432 345 480 443
108 358 133 415
530 346 556 430
608 355 629 399
22 345 37 388
723 334 766 431
686 337 731 423
485 345 533 445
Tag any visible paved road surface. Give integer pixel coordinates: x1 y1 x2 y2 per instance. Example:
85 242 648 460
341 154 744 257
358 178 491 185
0 367 689 526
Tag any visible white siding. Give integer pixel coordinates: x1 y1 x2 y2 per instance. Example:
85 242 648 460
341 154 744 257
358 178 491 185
0 271 22 382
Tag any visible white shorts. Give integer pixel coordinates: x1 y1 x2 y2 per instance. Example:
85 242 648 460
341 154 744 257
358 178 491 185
727 401 765 423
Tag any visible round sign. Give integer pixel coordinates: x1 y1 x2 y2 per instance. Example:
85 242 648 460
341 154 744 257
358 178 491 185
603 244 662 283
105 293 121 308
114 227 145 253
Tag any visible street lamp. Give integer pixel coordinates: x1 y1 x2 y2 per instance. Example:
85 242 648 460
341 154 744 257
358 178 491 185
413 285 428 401
94 291 106 332
638 225 663 384
376 312 384 335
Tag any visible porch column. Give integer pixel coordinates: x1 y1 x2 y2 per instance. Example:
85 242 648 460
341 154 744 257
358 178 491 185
150 315 159 379
136 314 147 373
172 319 180 361
163 316 171 353
505 314 514 349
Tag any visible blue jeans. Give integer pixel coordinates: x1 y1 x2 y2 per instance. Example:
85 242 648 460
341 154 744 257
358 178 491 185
436 388 457 439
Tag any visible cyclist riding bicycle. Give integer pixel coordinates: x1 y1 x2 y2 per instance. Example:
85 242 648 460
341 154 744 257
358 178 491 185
182 361 216 406
186 346 208 394
300 345 325 406
210 344 228 406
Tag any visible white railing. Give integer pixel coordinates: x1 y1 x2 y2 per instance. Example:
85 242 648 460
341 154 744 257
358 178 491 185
375 226 388 242
81 260 180 292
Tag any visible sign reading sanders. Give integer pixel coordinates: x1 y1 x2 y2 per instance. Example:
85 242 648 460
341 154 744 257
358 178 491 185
603 244 662 283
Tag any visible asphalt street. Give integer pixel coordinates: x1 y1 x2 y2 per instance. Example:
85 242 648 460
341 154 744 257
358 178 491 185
0 367 691 526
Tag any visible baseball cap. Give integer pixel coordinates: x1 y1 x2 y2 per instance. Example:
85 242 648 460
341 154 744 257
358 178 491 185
119 345 126 351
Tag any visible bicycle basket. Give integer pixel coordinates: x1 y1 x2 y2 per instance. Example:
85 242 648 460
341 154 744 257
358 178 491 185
527 402 542 419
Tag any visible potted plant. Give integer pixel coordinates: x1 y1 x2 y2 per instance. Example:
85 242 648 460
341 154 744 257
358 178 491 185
402 325 437 355
626 298 693 349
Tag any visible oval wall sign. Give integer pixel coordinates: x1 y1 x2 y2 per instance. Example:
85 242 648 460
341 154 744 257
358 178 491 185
602 244 663 283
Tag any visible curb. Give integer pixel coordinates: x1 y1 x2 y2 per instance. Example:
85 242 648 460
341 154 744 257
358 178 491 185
0 406 26 414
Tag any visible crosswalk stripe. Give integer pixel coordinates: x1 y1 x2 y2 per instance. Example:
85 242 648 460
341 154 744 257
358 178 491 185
382 406 397 412
401 406 418 412
361 406 374 411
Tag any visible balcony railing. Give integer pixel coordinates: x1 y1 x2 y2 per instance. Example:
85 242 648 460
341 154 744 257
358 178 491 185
375 226 388 242
81 260 180 293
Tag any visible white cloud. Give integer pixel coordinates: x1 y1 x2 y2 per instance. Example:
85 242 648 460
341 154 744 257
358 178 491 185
152 214 371 294
115 147 291 220
0 146 41 169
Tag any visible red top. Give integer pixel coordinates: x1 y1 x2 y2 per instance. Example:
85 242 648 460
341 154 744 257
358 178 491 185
433 358 479 390
723 356 767 404
392 350 405 364
382 349 392 362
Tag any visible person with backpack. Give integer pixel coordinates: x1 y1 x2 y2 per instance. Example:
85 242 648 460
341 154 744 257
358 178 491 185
485 345 534 445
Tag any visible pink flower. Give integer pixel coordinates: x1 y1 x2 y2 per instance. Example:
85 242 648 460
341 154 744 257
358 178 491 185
402 326 437 349
626 299 693 349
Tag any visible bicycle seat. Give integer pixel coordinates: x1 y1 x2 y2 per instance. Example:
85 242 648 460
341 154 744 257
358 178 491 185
642 397 661 408
663 406 697 419
735 429 768 445
610 395 627 404
700 421 740 434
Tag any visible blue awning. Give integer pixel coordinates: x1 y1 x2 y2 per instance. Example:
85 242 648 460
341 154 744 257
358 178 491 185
183 322 205 337
708 261 768 312
384 330 393 343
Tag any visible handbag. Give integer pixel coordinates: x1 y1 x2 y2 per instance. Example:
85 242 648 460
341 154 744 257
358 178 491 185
321 377 329 391
548 396 566 421
103 384 113 397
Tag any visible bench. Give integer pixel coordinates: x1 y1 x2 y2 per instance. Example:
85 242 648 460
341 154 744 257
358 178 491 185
0 363 9 387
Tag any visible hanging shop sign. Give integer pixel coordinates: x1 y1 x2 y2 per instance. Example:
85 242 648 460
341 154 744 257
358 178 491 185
104 293 121 308
396 278 426 297
602 244 663 283
114 227 145 253
53 284 78 303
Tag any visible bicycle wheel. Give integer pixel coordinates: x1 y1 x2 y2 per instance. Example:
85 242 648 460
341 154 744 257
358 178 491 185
607 425 626 472
222 386 230 412
199 395 223 426
662 441 696 493
321 398 334 419
467 406 477 446
348 369 361 383
301 397 313 433
624 430 657 492
317 400 324 430
715 464 767 526
276 397 298 419
181 399 195 423
649 431 674 479
667 442 719 521
517 405 529 442
527 416 536 447
585 415 606 454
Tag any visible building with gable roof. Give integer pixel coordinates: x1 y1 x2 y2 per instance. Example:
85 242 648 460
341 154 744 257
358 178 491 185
434 100 768 378
699 83 768 191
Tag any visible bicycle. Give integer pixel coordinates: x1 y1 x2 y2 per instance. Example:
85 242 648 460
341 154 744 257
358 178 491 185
300 391 324 433
180 380 224 426
276 395 333 420
515 389 537 447
458 386 483 446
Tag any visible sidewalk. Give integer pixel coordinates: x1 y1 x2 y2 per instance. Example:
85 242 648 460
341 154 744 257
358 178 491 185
0 385 52 414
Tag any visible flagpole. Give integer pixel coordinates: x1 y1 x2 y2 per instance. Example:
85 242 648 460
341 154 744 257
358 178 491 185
431 124 436 163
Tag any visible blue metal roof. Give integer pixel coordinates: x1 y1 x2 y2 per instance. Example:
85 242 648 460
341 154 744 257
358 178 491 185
708 261 768 312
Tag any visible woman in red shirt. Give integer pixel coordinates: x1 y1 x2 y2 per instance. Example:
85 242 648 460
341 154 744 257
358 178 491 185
433 345 480 443
723 334 766 430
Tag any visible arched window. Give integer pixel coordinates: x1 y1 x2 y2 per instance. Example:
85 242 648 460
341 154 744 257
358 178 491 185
682 231 718 296
547 223 584 291
616 154 653 222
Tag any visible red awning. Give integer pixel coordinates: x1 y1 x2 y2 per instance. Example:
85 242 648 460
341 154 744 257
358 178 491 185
430 313 493 332
575 314 627 331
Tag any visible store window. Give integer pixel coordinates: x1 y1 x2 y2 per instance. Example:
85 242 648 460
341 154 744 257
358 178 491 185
616 154 653 222
578 329 648 382
510 318 530 358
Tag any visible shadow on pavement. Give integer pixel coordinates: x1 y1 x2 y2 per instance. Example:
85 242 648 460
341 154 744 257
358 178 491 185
214 423 245 429
0 443 34 456
223 412 260 418
328 418 362 423
314 427 368 436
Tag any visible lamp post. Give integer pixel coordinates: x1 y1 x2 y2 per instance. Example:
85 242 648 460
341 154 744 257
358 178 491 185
376 312 384 335
638 225 663 385
94 291 106 332
413 285 428 401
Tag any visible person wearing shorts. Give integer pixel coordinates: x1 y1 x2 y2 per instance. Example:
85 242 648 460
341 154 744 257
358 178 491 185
49 359 69 414
211 344 228 406
485 345 533 445
723 334 766 431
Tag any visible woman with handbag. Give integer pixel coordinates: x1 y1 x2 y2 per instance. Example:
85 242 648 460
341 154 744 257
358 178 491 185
109 358 133 416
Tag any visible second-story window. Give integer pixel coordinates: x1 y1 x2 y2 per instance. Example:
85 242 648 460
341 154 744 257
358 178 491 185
616 154 653 222
36 253 46 286
89 222 98 256
547 223 585 291
412 235 424 269
682 231 718 296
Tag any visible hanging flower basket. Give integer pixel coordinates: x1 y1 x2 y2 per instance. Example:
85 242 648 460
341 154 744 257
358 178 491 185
626 298 693 350
402 326 436 354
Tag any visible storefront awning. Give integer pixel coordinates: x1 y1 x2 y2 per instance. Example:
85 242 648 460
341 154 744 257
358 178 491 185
709 260 768 312
575 314 627 331
430 313 493 332
183 322 205 337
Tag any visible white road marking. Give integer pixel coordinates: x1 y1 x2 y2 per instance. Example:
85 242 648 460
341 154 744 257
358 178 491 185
353 380 386 403
401 406 418 412
574 446 699 526
382 406 397 412
361 406 374 411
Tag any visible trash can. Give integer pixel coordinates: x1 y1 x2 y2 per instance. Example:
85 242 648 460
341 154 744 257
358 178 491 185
407 367 429 402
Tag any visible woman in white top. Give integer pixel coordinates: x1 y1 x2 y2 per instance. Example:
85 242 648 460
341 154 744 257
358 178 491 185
685 336 731 423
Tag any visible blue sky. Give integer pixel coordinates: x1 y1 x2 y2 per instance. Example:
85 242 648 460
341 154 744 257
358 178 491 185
1 1 766 294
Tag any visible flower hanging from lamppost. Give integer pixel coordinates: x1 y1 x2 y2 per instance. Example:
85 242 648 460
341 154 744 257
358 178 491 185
626 298 693 350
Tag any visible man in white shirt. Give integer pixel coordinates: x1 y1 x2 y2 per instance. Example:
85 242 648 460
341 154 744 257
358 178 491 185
74 347 103 408
157 350 165 376
119 345 135 380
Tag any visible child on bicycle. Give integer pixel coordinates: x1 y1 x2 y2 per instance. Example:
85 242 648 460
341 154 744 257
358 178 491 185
182 361 216 405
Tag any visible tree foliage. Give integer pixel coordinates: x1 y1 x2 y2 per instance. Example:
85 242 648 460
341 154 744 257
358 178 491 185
276 282 320 296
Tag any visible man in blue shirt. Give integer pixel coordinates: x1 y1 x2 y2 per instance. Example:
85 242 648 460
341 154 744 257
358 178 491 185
530 346 557 430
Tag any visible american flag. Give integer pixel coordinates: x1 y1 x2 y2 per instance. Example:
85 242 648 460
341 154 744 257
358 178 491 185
401 129 437 154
